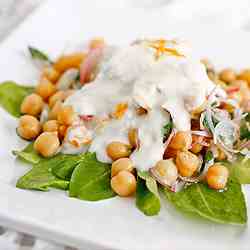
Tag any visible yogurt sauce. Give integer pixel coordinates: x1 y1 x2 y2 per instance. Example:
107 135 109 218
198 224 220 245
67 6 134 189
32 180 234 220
64 39 219 171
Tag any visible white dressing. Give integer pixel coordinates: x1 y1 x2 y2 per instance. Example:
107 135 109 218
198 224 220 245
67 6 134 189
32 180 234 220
64 39 221 170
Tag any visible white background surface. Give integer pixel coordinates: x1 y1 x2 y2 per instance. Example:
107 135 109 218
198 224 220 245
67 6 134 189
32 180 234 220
1 1 250 250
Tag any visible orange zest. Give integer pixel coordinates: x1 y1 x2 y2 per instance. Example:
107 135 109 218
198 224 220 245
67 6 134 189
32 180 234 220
113 103 128 119
146 39 184 60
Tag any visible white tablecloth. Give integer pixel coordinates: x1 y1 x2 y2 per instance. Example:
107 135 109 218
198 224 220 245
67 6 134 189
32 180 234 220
1 0 250 249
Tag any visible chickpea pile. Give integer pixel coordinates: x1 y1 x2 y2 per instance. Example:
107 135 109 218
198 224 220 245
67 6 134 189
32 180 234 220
202 59 250 113
17 53 83 157
107 127 229 198
163 131 228 190
107 142 136 197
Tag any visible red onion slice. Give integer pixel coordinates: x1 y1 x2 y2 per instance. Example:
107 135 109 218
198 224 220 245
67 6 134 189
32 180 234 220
191 130 211 137
80 45 104 84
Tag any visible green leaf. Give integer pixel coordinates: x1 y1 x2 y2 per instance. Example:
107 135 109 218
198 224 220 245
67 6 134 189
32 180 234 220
69 152 116 201
51 154 83 181
0 81 34 117
226 158 250 184
136 176 161 216
16 156 70 191
28 46 52 63
13 143 42 164
137 170 160 198
163 180 247 224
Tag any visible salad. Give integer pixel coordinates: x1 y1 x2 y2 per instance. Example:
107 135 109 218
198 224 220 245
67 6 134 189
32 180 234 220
1 38 250 224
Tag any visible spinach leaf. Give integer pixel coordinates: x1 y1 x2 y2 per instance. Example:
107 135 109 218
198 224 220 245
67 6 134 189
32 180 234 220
16 153 84 191
69 153 116 201
16 158 69 191
163 180 247 224
52 154 83 181
137 171 160 198
226 158 250 184
136 171 161 216
13 143 42 164
0 81 34 117
28 46 52 63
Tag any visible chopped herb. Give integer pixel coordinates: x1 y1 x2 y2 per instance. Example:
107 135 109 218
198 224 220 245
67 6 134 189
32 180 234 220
244 112 250 122
162 121 173 140
28 46 52 63
199 150 214 173
240 122 250 140
204 150 213 163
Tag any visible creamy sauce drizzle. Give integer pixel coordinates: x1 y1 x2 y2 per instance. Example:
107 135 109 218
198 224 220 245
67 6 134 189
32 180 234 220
63 40 218 170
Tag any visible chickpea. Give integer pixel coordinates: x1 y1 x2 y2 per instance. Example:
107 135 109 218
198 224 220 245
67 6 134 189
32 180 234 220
42 66 60 83
48 91 65 108
169 131 192 151
106 141 132 161
34 132 60 157
238 69 250 85
190 143 203 154
231 79 248 89
54 53 86 73
231 80 250 101
206 164 229 190
216 147 226 161
128 128 139 148
152 160 178 186
36 78 56 100
48 101 63 120
57 105 75 125
111 170 136 197
191 102 206 119
190 135 203 154
111 158 134 177
20 93 44 116
176 150 200 177
43 120 59 133
17 115 41 140
219 68 236 83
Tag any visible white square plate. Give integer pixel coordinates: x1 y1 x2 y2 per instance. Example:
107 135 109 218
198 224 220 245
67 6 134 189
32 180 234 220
1 1 250 249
